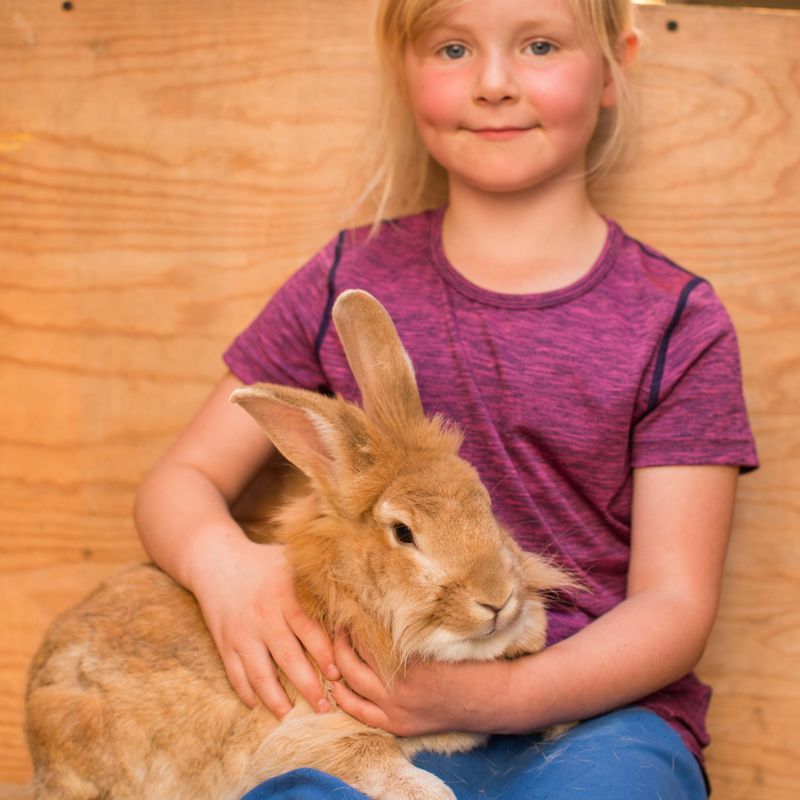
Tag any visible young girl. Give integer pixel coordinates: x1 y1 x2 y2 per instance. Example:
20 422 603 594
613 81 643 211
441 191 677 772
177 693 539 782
135 0 758 798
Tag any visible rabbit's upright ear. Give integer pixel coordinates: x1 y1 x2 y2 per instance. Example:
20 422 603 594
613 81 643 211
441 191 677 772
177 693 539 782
332 290 424 430
231 384 361 491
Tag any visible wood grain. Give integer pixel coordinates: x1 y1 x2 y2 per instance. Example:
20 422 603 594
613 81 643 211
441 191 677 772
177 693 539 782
595 9 800 798
1 2 798 796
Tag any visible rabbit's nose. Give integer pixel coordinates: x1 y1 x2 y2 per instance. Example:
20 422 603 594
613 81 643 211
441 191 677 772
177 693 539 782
477 590 513 619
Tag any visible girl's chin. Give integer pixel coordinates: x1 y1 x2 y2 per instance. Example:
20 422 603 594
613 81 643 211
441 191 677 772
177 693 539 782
446 161 589 197
449 174 564 197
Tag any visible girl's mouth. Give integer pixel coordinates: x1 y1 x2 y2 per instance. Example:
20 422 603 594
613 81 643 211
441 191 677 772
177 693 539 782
470 127 531 141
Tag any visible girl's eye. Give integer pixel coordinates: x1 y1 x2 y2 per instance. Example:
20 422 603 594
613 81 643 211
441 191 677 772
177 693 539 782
528 41 554 56
392 523 416 546
440 43 468 60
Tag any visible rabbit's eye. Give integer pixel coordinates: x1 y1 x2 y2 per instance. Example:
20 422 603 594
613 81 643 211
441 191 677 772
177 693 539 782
392 523 415 546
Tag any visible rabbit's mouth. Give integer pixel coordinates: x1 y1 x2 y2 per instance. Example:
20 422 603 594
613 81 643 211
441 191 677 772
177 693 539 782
415 594 539 660
474 601 523 640
470 588 525 638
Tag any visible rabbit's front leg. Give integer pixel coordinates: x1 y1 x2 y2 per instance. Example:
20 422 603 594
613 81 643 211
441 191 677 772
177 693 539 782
399 730 488 758
251 708 455 800
353 757 456 800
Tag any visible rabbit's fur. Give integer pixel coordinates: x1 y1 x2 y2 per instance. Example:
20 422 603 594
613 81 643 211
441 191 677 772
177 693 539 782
25 290 574 800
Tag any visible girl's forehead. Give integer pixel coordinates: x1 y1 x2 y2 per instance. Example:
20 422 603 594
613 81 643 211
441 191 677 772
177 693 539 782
419 0 579 30
406 0 595 54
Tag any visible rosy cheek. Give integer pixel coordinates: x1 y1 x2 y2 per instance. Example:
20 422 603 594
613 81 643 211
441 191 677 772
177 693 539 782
410 73 464 128
524 62 603 126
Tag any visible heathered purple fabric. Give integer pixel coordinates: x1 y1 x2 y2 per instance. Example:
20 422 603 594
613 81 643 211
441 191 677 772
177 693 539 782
223 207 758 761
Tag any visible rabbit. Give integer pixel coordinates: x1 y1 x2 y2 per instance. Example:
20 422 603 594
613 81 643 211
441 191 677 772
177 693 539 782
25 289 576 800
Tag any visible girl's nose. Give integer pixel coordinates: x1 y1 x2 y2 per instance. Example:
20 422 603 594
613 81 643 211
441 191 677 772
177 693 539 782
474 52 519 105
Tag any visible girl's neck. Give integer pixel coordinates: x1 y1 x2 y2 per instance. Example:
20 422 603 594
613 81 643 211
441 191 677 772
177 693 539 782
441 178 608 295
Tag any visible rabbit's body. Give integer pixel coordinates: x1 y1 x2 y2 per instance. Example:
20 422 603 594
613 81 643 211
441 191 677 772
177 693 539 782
26 290 573 800
26 565 273 800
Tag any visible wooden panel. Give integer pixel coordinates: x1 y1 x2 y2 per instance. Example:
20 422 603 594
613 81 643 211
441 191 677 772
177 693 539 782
1 1 798 796
594 7 800 797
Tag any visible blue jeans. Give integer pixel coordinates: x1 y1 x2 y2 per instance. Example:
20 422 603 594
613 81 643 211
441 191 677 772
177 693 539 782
241 707 709 799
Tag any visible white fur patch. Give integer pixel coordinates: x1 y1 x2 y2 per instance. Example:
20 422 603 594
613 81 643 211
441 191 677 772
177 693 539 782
359 761 456 800
418 597 544 662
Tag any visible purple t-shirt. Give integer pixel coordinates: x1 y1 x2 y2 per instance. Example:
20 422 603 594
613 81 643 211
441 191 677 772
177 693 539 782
224 207 758 761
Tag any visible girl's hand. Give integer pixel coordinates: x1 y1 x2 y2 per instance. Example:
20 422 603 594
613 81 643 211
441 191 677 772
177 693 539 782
331 631 510 736
189 536 339 718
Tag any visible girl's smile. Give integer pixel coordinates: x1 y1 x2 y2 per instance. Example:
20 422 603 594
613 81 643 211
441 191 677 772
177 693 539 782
469 126 536 140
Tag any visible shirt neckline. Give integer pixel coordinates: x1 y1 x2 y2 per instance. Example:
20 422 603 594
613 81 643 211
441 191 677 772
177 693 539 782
427 205 620 309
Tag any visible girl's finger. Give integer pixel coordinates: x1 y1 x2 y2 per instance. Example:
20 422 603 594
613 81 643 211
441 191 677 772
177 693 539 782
351 639 381 675
333 631 386 702
265 630 330 713
222 650 258 710
331 679 390 731
286 606 340 681
240 644 293 718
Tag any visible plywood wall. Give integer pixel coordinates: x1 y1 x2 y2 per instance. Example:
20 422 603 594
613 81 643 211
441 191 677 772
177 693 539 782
1 2 798 797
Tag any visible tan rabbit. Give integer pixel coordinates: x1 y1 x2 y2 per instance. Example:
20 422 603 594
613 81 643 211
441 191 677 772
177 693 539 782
25 289 575 800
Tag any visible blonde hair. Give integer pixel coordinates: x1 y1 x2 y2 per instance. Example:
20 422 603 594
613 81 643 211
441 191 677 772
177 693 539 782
354 0 638 228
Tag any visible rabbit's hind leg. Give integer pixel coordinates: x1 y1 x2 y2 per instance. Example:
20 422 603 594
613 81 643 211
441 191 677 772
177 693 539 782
27 687 111 800
31 767 121 800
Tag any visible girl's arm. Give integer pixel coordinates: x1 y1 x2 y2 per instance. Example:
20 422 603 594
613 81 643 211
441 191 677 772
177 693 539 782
135 372 337 717
331 464 739 735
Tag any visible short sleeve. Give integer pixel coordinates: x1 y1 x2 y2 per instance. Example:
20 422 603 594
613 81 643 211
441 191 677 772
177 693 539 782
222 233 342 390
633 280 759 472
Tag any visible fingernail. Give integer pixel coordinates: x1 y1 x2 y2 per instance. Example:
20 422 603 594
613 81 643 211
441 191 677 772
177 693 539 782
317 698 331 713
326 664 341 680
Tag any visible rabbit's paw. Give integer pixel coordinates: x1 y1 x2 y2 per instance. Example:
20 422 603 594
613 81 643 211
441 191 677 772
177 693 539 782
540 721 577 741
359 762 456 800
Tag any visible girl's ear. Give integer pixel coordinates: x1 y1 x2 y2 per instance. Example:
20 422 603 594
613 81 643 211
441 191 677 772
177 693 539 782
331 290 425 431
230 385 361 493
617 28 640 69
600 29 639 108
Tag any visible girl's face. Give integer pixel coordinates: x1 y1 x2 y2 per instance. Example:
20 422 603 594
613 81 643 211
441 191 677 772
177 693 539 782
403 0 617 196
